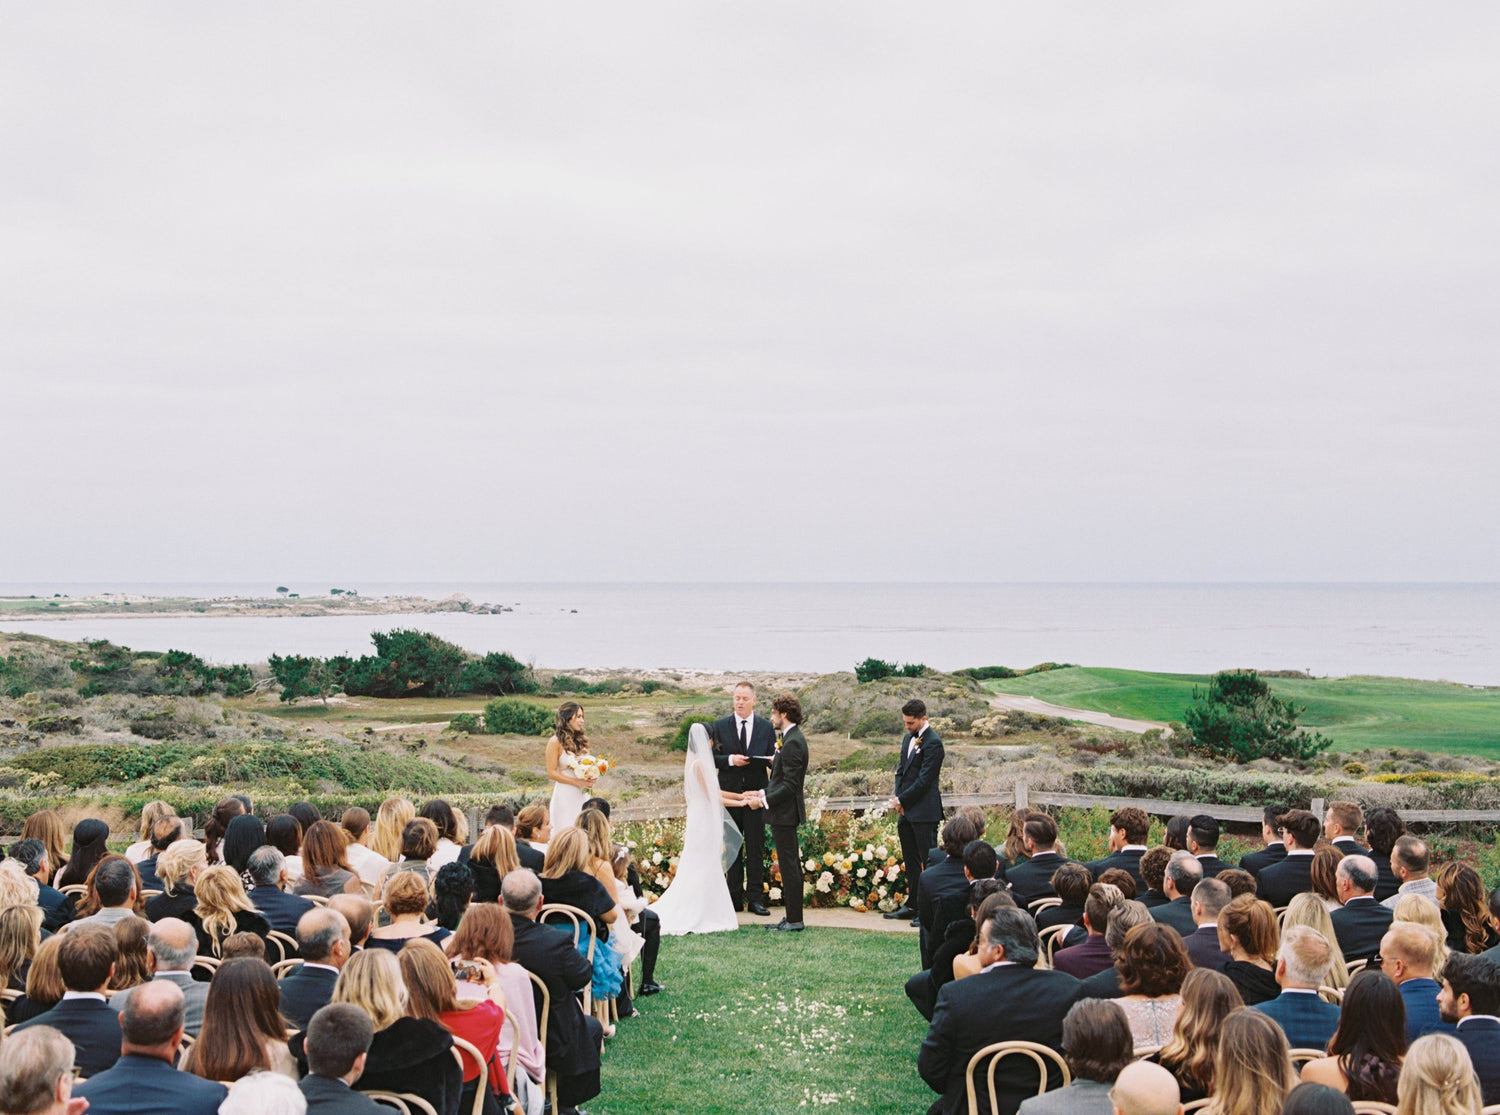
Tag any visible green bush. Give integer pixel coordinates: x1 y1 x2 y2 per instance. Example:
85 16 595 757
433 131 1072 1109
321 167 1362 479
448 713 482 734
1070 765 1341 808
1184 670 1331 763
669 715 716 752
483 700 554 737
854 658 897 684
459 652 538 696
957 666 1018 681
852 709 901 739
0 651 75 698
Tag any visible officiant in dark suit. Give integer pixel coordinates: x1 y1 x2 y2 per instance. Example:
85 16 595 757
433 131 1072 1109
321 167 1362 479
752 693 808 933
885 699 945 924
709 681 777 916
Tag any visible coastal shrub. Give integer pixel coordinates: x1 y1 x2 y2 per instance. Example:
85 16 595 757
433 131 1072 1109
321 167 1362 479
70 640 154 697
268 634 538 701
482 699 553 737
269 654 340 705
155 650 254 697
459 652 539 696
0 651 75 698
448 713 482 734
1184 670 1332 763
852 709 901 739
853 658 927 684
957 666 1018 681
369 629 470 697
1069 766 1342 808
669 715 716 753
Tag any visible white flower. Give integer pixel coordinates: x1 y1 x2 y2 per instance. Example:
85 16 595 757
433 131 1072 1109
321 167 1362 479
876 846 888 858
816 871 834 893
856 868 868 879
805 858 818 872
887 866 900 881
655 873 668 886
877 885 888 897
651 852 663 865
862 851 873 862
769 887 782 900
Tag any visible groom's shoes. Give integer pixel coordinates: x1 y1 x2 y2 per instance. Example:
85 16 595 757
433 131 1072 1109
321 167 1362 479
884 905 915 920
768 919 805 932
747 901 771 916
638 981 665 996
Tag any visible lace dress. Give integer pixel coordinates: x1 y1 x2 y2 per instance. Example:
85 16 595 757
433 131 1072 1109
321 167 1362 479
1119 995 1183 1055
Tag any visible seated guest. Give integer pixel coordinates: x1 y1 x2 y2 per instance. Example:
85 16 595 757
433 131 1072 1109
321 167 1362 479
8 935 64 1025
279 908 353 1031
1083 807 1150 893
1153 967 1241 1104
1299 969 1405 1105
134 816 185 894
430 863 476 933
13 923 123 1077
1256 809 1321 908
907 880 1008 1018
1395 1034 1484 1114
400 939 515 1115
328 893 374 950
378 818 440 889
1077 900 1153 1001
1217 895 1281 1006
1001 813 1075 906
187 865 270 958
266 814 306 888
1237 803 1291 883
995 808 1032 881
220 1070 306 1115
0 1024 81 1115
221 931 273 959
1035 862 1091 934
1096 867 1138 901
503 869 601 1115
107 917 208 1036
185 957 298 1080
1330 854 1392 963
1252 923 1341 1050
1280 1082 1357 1114
1363 807 1405 902
1438 862 1500 955
77 980 226 1115
297 821 364 898
446 903 546 1101
1183 877 1233 970
220 814 268 884
247 846 317 933
1053 883 1123 980
1113 923 1189 1055
420 800 465 873
1324 801 1368 856
75 856 144 927
1108 1062 1181 1115
609 846 663 999
118 804 163 864
0 906 41 1002
369 871 450 953
1438 952 1500 1106
916 816 979 968
1393 893 1451 974
1383 834 1438 910
1016 998 1134 1115
340 807 392 890
145 838 205 922
1187 815 1230 877
8 839 75 931
467 819 522 905
1136 846 1172 910
369 797 416 863
1163 815 1191 852
1149 852 1203 938
1206 1009 1296 1115
55 819 110 891
108 918 152 994
1216 868 1257 899
1485 888 1500 964
1283 893 1352 990
511 807 549 873
537 830 618 999
1309 846 1345 912
300 1002 388 1115
1381 921 1457 1043
952 891 1019 982
918 905 1082 1115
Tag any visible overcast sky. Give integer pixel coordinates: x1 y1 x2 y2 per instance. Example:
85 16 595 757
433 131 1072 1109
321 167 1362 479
3 4 1497 584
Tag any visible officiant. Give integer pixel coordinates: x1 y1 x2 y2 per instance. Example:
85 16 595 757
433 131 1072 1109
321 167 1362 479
709 680 777 916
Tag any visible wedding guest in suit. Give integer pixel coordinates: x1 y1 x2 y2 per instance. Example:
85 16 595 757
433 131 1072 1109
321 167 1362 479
328 894 373 950
1283 893 1352 991
247 847 317 934
1382 922 1457 1043
1253 924 1341 1049
884 699 944 924
0 1025 81 1115
1364 807 1405 902
1149 853 1203 938
1183 878 1233 970
1035 862 1091 934
1153 968 1242 1105
1310 846 1346 912
1280 1082 1357 1114
1383 834 1437 910
1438 862 1500 955
7 840 74 932
78 980 227 1115
299 1003 388 1115
1136 846 1172 910
918 905 1081 1115
74 857 144 929
917 816 980 967
1083 807 1150 893
1054 884 1124 980
757 693 809 934
107 918 209 1037
708 681 776 915
1210 1010 1297 1115
1330 855 1393 963
1299 969 1405 1106
339 808 392 890
1438 952 1500 1105
1077 901 1154 1001
1256 810 1321 908
1114 924 1190 1055
1001 813 1076 907
13 923 123 1077
1238 804 1292 883
1187 816 1230 878
1216 868 1258 900
279 908 352 1030
906 880 1008 1020
1016 998 1134 1115
1324 802 1369 856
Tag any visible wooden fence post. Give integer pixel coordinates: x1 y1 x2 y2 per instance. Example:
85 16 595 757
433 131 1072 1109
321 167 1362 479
1014 782 1029 811
1311 797 1326 821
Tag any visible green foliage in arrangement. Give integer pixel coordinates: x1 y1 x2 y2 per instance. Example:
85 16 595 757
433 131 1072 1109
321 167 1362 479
1184 670 1332 762
482 699 554 737
854 658 927 684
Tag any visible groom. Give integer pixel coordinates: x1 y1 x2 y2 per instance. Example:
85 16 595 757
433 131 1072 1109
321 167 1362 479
747 692 808 933
709 681 777 916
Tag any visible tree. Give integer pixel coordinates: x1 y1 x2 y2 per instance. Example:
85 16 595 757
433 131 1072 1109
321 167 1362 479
268 653 339 705
276 586 289 595
459 651 539 695
1183 670 1331 763
369 629 469 697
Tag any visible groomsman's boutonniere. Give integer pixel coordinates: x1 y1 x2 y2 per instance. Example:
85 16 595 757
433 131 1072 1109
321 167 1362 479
775 733 783 751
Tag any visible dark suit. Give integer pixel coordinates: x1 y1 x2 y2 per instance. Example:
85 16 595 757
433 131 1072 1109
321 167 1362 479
1034 903 1084 933
249 884 317 935
301 1074 389 1115
1252 990 1341 1050
1194 854 1230 878
517 841 546 873
1373 855 1402 902
1455 1016 1500 1106
1400 977 1456 1044
1183 925 1230 970
1256 852 1316 908
764 724 808 924
1082 848 1145 892
1077 965 1122 1000
1238 841 1286 882
76 1053 226 1115
1331 896 1393 963
919 964 1081 1115
509 913 601 1107
917 856 972 969
1002 852 1075 906
1139 889 1171 910
895 725 945 908
279 962 341 1030
135 856 163 893
14 995 123 1077
1052 935 1113 980
1150 897 1198 939
709 713 776 908
37 883 76 932
1332 837 1370 856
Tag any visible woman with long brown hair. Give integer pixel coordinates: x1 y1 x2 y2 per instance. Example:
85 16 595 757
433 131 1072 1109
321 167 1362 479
545 702 596 832
203 795 247 865
1206 1009 1297 1115
0 906 43 999
188 865 270 957
447 904 544 1096
8 934 65 1024
1153 967 1243 1103
420 800 464 872
400 939 516 1115
110 916 153 993
21 810 70 884
1436 862 1499 955
184 957 297 1081
1301 968 1406 1104
1310 846 1346 912
55 818 110 890
1217 894 1282 1006
370 796 416 862
296 819 363 897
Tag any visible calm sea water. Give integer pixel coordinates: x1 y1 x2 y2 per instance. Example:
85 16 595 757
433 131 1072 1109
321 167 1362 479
2 582 1498 686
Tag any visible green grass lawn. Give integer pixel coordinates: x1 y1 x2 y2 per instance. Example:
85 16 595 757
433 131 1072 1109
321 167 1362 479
597 926 931 1115
986 667 1500 756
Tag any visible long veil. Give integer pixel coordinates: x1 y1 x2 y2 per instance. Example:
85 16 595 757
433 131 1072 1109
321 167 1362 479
687 723 744 873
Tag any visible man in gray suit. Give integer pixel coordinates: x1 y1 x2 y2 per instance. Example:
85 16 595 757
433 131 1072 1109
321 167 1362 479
107 918 209 1037
1017 998 1135 1115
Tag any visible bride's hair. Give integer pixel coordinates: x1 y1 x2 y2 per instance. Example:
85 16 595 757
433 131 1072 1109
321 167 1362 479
554 702 588 755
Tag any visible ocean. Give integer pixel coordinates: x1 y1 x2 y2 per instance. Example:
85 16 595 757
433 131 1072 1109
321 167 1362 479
2 582 1498 686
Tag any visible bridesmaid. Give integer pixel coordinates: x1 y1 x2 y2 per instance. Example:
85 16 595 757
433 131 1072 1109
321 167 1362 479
546 702 597 833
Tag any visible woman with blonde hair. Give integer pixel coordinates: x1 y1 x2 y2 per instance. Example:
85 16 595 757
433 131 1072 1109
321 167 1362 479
0 905 43 996
1218 894 1282 1006
1436 862 1499 956
400 938 516 1115
184 957 297 1081
146 838 206 921
541 827 623 1017
0 858 39 911
369 870 450 952
1153 967 1243 1103
188 864 270 957
545 702 596 833
1394 1032 1483 1115
296 819 363 897
340 806 391 888
370 796 416 862
1394 894 1452 974
1283 892 1351 989
467 823 521 904
20 809 69 883
1206 1008 1297 1115
125 800 175 864
110 916 153 993
8 933 65 1024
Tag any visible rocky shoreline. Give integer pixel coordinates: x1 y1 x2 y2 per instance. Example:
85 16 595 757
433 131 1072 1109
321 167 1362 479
0 592 511 620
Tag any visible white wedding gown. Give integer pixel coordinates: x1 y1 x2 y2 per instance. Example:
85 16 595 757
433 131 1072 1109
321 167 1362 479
650 724 742 936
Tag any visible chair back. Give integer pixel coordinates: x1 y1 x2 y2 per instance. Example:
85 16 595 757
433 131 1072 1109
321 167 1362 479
1182 1100 1213 1113
176 1032 195 1069
272 958 305 978
140 889 163 900
1028 896 1063 914
964 1040 1070 1115
1349 1103 1397 1114
1318 985 1344 1004
450 1035 489 1115
1037 925 1074 968
305 895 330 907
61 885 87 898
1289 1048 1326 1071
1345 957 1369 975
367 1094 438 1115
538 905 596 960
192 955 221 980
265 930 300 964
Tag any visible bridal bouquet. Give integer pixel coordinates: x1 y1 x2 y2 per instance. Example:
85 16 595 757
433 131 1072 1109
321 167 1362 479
562 753 612 780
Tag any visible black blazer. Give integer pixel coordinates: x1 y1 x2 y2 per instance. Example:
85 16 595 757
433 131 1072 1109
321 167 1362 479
14 996 123 1077
917 858 973 969
1002 852 1076 906
250 885 317 935
1457 1017 1500 1107
1194 854 1231 878
1238 842 1286 882
1076 964 1122 1000
187 908 271 960
1256 853 1316 908
517 841 546 873
1332 837 1371 856
1183 925 1230 970
708 714 776 793
764 726 808 827
895 727 944 824
77 1053 226 1115
301 1074 388 1115
144 886 195 923
279 963 340 1031
1373 855 1402 902
1035 903 1084 933
1150 897 1199 939
1140 889 1171 910
135 856 163 893
1331 896 1394 963
1083 849 1146 892
37 884 76 932
918 964 1081 1115
291 1019 460 1115
509 913 599 1080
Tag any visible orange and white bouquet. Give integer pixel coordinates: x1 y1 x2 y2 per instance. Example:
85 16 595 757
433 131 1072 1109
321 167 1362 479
562 752 612 781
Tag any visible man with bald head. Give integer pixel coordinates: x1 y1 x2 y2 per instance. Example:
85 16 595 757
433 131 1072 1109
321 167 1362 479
108 918 208 1037
1384 835 1439 909
327 894 373 949
78 980 228 1115
1109 1061 1181 1115
1330 854 1393 962
1381 922 1457 1043
279 907 352 1030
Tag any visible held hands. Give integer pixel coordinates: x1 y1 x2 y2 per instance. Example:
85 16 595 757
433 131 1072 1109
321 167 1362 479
744 790 766 810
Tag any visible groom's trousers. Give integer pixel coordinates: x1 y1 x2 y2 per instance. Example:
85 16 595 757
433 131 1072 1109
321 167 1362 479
725 805 766 908
771 823 804 924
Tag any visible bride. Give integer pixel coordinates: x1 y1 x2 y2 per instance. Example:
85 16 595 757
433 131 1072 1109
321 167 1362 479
650 723 749 935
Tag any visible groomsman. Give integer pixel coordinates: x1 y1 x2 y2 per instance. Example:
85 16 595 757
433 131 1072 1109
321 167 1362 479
885 698 945 925
708 681 777 916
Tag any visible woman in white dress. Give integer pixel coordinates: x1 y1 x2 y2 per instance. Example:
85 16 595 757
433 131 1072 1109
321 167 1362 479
546 702 598 834
650 724 747 936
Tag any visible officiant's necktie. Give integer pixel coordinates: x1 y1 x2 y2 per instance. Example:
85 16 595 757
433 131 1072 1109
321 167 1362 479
739 720 747 750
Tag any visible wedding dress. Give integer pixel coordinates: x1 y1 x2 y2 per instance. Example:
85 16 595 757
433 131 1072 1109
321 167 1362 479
650 724 742 935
